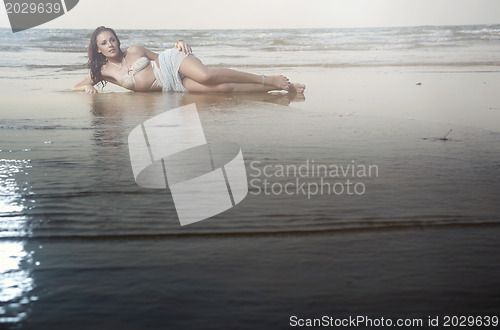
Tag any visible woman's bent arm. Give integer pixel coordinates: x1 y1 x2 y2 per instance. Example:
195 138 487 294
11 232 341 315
127 45 159 62
73 74 98 93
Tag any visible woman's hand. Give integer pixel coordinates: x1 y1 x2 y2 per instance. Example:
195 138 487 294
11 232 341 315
84 85 98 93
174 40 192 54
73 75 99 93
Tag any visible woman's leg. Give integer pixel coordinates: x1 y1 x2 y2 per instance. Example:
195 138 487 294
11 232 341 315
179 55 290 90
182 78 276 93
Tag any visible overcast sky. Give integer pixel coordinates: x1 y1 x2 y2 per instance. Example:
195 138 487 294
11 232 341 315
1 0 500 30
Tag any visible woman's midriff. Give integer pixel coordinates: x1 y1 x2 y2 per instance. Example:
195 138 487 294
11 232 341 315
131 62 158 92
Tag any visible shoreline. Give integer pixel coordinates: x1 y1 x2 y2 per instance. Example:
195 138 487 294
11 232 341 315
2 65 499 131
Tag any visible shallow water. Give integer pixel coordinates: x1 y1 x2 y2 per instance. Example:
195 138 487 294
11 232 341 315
2 91 500 237
1 89 500 328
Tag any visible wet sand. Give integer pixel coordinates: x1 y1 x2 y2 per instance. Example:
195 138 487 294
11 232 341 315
1 66 500 328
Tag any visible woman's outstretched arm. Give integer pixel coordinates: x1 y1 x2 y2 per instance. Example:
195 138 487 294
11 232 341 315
73 74 98 93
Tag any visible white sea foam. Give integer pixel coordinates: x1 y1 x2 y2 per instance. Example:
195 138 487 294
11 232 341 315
0 24 499 74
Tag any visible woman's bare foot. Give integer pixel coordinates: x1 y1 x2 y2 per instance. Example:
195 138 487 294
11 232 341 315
287 91 306 102
263 75 289 90
287 82 306 93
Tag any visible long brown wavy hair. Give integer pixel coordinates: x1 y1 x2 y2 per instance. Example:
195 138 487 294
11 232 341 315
87 26 123 87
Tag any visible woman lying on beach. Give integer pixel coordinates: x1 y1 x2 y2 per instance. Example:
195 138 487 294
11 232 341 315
73 26 306 94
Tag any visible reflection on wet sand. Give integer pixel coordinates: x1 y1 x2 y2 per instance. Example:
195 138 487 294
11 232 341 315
180 91 305 110
90 91 305 119
88 91 305 145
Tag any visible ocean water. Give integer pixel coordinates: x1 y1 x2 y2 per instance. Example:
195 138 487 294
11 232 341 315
1 26 500 329
1 24 500 72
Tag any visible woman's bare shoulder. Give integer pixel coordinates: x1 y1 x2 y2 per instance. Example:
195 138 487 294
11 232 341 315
125 45 148 55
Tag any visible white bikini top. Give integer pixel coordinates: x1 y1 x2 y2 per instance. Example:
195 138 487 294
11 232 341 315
120 57 150 90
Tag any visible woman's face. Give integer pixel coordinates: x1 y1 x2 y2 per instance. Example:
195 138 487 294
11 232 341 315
96 31 120 58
